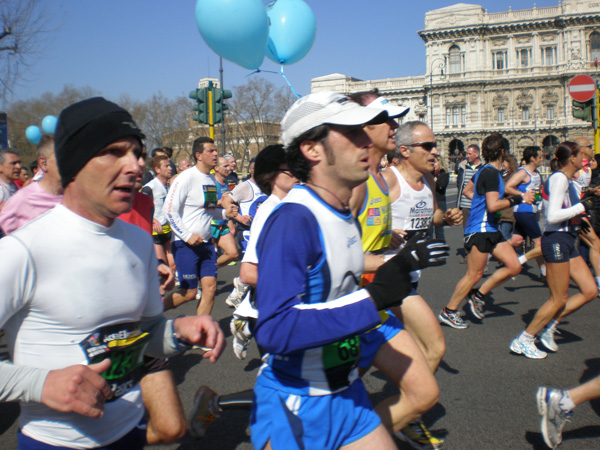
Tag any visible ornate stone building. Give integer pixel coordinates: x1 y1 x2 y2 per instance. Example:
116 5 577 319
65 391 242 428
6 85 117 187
311 0 600 167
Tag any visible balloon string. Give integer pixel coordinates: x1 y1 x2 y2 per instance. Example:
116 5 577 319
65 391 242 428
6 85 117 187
245 68 278 77
245 67 302 99
280 66 301 99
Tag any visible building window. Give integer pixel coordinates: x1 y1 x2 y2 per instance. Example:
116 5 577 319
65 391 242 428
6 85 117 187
546 105 554 120
493 51 507 70
497 108 505 122
591 31 600 62
446 106 466 125
522 106 530 121
449 45 461 73
517 48 531 68
542 46 556 66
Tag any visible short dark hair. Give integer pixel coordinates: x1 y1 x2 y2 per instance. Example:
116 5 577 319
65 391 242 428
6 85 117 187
254 145 286 195
523 146 541 164
150 147 166 158
286 124 331 183
481 134 504 162
192 137 214 162
349 88 379 106
554 141 579 170
387 150 400 164
162 147 173 158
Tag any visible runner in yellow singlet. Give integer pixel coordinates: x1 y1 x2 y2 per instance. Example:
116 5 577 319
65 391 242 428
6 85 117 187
349 91 444 449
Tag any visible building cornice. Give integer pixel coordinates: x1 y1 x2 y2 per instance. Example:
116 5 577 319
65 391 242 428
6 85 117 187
419 15 600 42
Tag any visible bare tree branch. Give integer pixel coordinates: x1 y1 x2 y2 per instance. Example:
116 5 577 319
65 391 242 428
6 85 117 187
0 0 59 106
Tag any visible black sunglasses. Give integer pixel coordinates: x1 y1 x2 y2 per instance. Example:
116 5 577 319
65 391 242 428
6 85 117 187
407 142 437 151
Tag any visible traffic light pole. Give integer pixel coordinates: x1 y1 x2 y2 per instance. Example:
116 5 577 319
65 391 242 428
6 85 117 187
208 81 215 140
220 57 226 155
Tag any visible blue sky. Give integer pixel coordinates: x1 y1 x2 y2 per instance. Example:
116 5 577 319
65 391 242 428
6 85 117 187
11 0 560 104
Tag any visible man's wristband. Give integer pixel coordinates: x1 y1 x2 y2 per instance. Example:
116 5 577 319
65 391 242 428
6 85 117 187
171 317 192 351
157 258 167 266
508 196 523 207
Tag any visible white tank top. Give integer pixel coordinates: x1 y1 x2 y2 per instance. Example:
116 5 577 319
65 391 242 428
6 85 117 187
387 167 435 284
389 166 435 233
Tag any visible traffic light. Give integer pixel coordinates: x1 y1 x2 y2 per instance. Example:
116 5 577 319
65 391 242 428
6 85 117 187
189 88 209 124
212 88 232 124
572 99 592 122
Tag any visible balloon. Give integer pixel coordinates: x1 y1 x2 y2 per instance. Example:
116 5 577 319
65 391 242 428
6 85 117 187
266 0 316 65
25 126 42 145
41 115 58 134
196 0 269 70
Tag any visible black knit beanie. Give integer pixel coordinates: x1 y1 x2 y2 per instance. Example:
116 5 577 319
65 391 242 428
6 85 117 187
55 97 145 188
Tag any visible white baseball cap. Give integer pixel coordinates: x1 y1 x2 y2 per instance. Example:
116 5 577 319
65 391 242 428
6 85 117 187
366 96 409 118
281 91 388 147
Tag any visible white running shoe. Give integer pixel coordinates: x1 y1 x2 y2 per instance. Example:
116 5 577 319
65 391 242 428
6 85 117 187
539 325 558 353
536 386 573 449
510 337 547 359
230 317 253 360
226 277 248 308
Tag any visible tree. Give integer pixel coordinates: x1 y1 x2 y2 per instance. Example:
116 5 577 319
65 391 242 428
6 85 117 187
121 92 192 160
7 84 100 164
225 77 295 169
0 0 58 106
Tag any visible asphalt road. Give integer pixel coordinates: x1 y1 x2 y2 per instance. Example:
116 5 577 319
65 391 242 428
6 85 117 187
2 187 600 449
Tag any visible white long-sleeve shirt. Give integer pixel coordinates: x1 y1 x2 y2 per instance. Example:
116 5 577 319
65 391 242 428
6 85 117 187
0 204 181 448
163 167 226 243
543 172 585 232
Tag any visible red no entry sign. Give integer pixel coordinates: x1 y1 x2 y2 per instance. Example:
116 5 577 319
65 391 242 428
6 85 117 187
569 75 597 102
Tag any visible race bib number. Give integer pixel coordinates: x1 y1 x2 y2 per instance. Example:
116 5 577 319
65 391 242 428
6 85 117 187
80 323 150 400
406 200 433 230
203 185 218 209
322 335 360 370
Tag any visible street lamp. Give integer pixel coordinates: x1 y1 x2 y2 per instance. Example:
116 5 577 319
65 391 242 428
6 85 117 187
429 57 446 131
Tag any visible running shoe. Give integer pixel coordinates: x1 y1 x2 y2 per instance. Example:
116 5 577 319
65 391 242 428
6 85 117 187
395 418 445 449
438 308 468 329
226 277 247 308
189 386 221 439
195 288 203 301
230 317 253 360
539 325 558 353
536 386 573 449
509 337 547 359
467 291 485 320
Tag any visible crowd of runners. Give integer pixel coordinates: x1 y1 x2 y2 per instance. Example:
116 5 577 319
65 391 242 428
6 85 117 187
0 91 599 449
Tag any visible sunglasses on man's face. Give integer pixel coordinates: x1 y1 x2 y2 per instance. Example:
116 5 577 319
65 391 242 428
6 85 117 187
407 142 437 152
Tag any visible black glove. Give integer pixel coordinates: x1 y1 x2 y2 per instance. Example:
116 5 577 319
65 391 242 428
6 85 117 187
365 236 449 310
581 191 595 213
581 215 592 234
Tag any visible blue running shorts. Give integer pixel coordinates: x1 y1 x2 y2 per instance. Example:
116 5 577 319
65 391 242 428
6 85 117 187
513 212 542 240
358 311 404 369
172 240 217 290
541 231 579 263
251 378 380 450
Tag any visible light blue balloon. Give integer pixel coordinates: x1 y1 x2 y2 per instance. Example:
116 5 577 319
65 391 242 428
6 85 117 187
266 0 316 65
41 115 58 134
196 0 269 70
25 126 42 145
